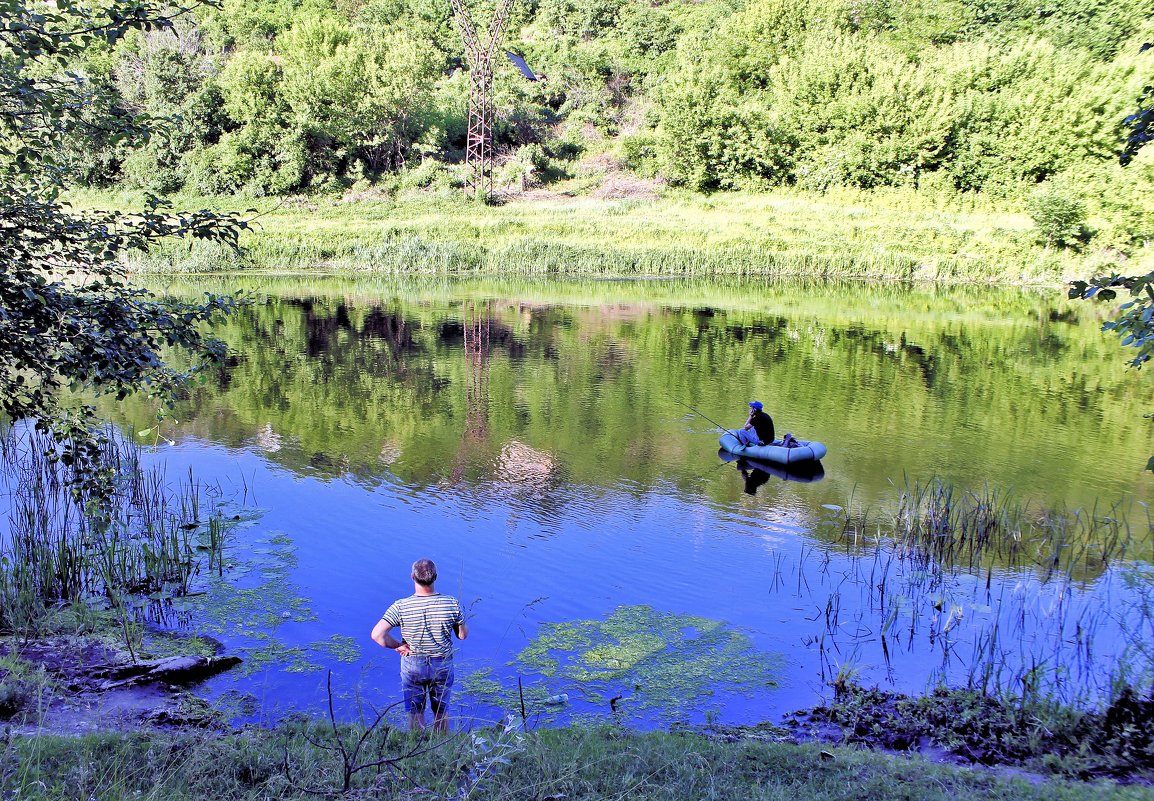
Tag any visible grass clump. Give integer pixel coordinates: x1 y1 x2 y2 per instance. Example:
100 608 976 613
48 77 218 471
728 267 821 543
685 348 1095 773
3 720 1149 800
0 655 51 722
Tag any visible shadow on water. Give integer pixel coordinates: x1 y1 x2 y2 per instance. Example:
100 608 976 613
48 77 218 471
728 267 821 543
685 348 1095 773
717 449 826 494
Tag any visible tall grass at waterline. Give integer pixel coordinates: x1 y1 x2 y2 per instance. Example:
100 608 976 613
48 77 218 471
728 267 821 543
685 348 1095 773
64 188 1148 281
3 722 1147 800
887 480 1150 580
0 425 232 637
802 480 1154 709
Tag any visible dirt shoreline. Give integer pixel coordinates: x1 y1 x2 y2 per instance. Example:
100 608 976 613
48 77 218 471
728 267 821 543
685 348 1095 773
5 634 1153 786
1 635 236 736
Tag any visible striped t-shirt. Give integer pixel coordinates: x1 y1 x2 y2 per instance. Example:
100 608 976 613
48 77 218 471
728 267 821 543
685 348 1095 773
382 593 463 657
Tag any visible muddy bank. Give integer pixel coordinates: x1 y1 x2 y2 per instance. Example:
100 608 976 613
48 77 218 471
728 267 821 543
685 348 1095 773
689 683 1154 784
0 635 240 736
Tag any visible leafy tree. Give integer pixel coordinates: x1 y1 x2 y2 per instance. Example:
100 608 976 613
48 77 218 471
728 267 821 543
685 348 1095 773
188 50 299 194
536 0 625 42
117 38 231 192
1067 44 1154 470
655 55 795 190
1120 45 1154 167
965 0 1151 60
277 14 441 177
0 0 247 497
195 0 333 50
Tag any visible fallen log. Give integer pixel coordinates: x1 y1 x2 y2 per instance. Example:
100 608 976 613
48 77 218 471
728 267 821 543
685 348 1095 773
92 655 242 690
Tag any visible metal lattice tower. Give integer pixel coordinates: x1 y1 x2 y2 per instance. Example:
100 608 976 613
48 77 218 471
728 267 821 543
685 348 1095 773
451 0 515 202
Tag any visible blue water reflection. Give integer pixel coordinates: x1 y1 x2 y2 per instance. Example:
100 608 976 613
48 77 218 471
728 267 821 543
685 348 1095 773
12 276 1154 728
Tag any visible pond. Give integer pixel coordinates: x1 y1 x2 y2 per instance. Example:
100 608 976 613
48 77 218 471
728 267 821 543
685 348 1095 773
72 276 1154 726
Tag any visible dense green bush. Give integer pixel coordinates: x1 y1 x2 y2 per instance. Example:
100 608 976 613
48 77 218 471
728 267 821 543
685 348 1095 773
650 0 1147 195
1028 183 1089 248
619 132 661 177
47 0 1154 213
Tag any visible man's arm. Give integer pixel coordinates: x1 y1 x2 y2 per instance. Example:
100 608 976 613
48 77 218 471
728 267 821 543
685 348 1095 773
454 602 469 641
371 618 411 654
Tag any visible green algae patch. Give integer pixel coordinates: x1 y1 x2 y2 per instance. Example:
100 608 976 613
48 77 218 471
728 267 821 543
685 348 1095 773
193 532 315 632
459 668 506 705
507 605 782 723
183 532 355 677
243 635 362 676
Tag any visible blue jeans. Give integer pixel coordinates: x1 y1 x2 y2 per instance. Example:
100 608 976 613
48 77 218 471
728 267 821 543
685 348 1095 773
400 655 454 715
733 428 760 447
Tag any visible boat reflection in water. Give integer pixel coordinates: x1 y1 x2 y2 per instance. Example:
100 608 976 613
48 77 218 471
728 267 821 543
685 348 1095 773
717 449 826 494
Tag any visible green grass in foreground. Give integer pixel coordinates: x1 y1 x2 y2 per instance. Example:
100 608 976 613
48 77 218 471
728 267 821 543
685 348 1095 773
68 187 1152 282
3 723 1150 801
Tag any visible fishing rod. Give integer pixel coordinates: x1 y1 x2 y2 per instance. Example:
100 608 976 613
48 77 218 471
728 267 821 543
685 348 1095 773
673 399 733 433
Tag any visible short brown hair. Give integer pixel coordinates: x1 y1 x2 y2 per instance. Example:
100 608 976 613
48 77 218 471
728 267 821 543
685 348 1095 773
411 559 437 586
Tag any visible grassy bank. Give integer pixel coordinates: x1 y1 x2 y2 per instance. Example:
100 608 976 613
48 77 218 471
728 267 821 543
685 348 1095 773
69 187 1152 282
4 721 1151 801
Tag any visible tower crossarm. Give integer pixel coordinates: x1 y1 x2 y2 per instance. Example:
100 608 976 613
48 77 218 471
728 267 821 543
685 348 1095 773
449 0 484 64
484 0 515 54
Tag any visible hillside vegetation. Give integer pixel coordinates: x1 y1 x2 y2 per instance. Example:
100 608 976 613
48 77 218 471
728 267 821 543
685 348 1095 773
58 0 1154 257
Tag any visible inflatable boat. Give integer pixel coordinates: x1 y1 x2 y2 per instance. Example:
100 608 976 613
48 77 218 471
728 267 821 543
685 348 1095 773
718 431 827 466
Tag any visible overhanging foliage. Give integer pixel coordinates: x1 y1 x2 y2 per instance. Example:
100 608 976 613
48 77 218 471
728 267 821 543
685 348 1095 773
0 0 247 489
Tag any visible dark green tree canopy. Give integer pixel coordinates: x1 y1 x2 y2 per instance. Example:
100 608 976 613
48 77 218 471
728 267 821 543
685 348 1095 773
1120 44 1154 167
0 0 246 479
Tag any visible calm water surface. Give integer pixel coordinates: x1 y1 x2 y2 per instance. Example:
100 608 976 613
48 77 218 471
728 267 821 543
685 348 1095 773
96 276 1154 726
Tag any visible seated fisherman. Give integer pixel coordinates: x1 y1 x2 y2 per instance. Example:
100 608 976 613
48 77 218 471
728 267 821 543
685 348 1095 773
733 400 775 448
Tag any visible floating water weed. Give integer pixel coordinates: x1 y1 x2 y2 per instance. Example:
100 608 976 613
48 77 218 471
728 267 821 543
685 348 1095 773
482 605 781 724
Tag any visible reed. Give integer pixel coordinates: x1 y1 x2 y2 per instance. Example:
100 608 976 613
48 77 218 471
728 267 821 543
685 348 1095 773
64 186 1135 282
806 478 1154 710
0 425 231 639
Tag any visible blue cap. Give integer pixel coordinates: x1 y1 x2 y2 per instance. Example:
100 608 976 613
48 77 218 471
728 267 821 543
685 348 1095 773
749 400 763 410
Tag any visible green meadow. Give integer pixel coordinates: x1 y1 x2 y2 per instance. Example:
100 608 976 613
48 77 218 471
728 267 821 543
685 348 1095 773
71 187 1151 282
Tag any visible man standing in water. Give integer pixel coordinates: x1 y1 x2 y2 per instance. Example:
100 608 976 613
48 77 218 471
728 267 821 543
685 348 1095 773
371 558 468 732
